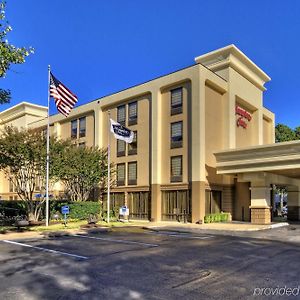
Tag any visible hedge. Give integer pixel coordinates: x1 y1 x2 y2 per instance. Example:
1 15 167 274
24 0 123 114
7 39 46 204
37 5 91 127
204 212 231 223
0 199 118 223
50 201 101 220
0 200 28 225
0 200 27 217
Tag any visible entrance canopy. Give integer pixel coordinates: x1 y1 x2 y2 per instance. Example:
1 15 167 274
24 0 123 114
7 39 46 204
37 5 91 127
214 140 300 224
214 140 300 179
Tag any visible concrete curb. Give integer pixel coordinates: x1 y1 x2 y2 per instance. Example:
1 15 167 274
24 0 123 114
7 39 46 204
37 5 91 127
0 225 133 240
268 222 289 229
0 222 290 240
143 222 290 234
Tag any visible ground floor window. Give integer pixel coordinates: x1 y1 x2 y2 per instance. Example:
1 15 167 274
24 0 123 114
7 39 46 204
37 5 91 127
205 190 222 215
162 190 191 222
127 192 150 220
102 192 125 216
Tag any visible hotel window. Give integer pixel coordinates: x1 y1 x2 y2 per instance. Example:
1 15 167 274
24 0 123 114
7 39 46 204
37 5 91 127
205 190 222 215
71 120 77 139
128 161 137 185
9 179 14 193
117 140 126 157
171 121 183 148
117 105 126 126
128 131 137 155
79 117 86 138
128 101 138 125
171 156 182 182
171 87 183 115
117 163 125 186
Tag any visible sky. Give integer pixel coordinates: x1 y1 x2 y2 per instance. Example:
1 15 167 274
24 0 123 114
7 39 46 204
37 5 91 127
1 0 300 128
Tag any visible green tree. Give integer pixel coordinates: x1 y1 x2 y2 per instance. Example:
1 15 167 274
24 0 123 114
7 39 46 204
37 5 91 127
0 126 65 221
52 145 113 202
0 1 34 104
295 126 300 140
275 123 296 143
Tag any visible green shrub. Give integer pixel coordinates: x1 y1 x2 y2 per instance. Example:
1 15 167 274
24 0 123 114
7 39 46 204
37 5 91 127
214 214 221 222
50 201 101 220
204 212 230 223
204 215 211 223
0 200 27 217
220 213 228 222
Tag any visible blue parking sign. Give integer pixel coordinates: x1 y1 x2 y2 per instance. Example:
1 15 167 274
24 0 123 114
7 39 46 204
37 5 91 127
61 206 69 214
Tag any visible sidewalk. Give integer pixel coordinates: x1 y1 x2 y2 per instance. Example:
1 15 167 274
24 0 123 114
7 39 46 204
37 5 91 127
0 221 290 241
143 221 289 233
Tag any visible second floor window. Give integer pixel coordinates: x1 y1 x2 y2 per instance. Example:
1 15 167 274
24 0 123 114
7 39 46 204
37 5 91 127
128 161 137 185
117 140 126 157
128 131 137 155
171 87 183 115
117 163 125 186
171 156 182 182
128 102 137 125
117 105 126 126
79 117 86 138
171 121 183 148
71 120 77 139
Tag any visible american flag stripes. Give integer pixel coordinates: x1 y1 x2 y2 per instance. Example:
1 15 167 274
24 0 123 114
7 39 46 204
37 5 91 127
49 72 78 117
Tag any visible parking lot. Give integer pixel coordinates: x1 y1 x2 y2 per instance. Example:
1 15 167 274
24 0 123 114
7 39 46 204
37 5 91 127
0 228 300 300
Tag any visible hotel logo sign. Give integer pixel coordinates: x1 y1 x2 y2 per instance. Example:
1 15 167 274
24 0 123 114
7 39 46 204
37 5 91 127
236 105 252 129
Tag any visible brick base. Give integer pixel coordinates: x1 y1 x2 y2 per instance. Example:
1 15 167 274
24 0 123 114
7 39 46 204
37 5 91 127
251 207 271 224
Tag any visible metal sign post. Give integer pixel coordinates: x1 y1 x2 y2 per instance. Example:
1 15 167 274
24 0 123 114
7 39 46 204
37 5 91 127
61 205 70 227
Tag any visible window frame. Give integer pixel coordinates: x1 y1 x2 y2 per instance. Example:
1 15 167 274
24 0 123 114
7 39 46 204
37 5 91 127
71 119 78 139
128 101 138 125
9 179 14 193
171 87 183 115
128 131 137 155
128 161 137 185
117 139 126 157
117 105 126 126
79 117 86 138
117 163 126 186
170 155 183 182
170 121 183 149
205 190 222 215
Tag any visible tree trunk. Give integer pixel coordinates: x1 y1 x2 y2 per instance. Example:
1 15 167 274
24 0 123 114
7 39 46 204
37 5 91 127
27 201 41 222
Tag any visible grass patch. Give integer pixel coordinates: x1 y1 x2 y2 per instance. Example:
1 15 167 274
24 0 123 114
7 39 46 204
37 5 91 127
0 226 15 233
29 220 149 232
1 219 150 234
29 220 87 232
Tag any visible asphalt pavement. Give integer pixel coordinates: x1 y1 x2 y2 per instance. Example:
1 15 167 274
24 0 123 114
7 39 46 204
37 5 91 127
0 227 300 300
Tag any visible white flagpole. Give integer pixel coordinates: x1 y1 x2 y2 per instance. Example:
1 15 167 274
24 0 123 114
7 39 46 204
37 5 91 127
107 110 111 223
45 65 51 227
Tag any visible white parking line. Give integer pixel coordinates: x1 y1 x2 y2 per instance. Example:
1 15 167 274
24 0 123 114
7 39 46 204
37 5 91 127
148 232 213 239
73 234 159 247
168 234 213 239
2 240 88 260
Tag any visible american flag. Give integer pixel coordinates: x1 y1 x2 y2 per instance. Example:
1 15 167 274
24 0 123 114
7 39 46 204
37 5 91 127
49 72 78 117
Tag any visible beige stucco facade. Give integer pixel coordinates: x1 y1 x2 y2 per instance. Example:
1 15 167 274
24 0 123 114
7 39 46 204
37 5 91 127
1 44 299 224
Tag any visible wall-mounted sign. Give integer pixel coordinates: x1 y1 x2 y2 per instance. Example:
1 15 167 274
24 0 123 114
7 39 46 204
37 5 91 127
236 105 252 129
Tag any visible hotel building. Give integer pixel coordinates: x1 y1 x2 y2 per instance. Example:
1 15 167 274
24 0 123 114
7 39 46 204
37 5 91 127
1 45 300 225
